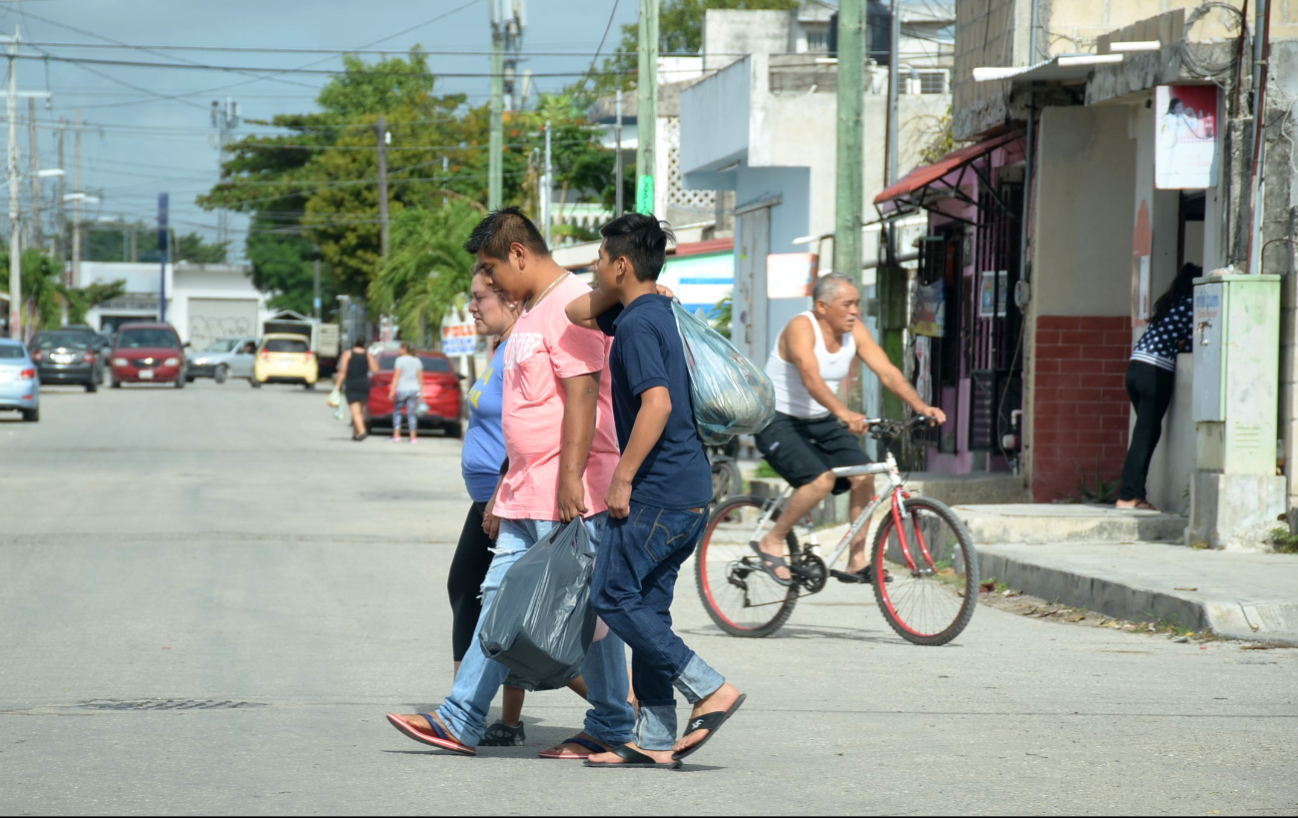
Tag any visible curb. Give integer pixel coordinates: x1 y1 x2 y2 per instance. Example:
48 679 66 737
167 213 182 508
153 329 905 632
978 544 1298 645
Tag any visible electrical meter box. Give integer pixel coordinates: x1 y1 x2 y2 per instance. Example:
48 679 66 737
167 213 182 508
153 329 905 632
1192 274 1280 475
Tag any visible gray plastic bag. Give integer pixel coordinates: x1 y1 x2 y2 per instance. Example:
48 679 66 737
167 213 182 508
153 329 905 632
477 519 596 692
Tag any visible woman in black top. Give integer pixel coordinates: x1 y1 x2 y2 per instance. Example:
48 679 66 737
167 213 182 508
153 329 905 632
333 338 378 441
1117 263 1198 509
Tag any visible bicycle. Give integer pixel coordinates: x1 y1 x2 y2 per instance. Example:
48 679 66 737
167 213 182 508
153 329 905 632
694 416 979 645
707 439 743 506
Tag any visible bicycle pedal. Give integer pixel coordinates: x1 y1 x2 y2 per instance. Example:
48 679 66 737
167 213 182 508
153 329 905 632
829 569 869 585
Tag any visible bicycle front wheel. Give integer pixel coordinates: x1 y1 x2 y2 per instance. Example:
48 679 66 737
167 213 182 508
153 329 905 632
871 495 978 646
695 495 799 638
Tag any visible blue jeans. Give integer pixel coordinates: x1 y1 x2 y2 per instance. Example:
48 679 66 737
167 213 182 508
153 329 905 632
392 390 420 435
591 501 726 751
436 512 634 748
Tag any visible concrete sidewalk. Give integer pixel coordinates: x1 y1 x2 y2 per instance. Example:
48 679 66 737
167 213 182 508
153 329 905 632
977 542 1298 644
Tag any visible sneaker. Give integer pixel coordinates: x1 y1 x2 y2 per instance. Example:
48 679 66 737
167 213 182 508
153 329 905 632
409 437 417 444
479 720 525 747
391 435 402 442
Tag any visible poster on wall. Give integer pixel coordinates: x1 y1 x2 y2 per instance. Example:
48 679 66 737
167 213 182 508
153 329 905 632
766 253 818 299
1155 84 1219 190
978 271 1008 318
912 279 945 337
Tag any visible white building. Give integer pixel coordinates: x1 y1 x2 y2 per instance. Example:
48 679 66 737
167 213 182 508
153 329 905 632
78 261 272 348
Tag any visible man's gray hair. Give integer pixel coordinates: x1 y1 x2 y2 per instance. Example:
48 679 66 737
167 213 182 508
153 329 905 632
813 273 858 304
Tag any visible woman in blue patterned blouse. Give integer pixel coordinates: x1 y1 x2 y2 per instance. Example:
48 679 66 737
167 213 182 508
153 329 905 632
1117 263 1199 509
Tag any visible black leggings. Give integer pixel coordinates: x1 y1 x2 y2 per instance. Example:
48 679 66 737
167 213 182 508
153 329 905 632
448 501 495 662
1119 361 1176 502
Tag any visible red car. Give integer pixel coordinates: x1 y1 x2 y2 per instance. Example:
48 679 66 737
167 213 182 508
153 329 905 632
366 350 464 438
109 323 187 388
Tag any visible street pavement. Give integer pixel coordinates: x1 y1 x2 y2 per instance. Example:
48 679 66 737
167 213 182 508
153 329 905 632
2 380 1297 816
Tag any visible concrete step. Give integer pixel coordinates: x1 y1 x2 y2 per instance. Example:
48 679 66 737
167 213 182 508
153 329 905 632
977 542 1298 644
954 503 1186 545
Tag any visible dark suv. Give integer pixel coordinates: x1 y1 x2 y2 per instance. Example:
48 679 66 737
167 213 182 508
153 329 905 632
29 330 103 392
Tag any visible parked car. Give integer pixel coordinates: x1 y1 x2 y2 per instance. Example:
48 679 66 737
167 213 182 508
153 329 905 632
109 323 187 388
29 330 102 392
251 333 318 389
187 337 257 384
0 338 39 421
365 349 464 438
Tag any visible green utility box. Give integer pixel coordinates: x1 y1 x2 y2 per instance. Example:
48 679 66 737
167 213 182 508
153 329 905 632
1192 274 1281 475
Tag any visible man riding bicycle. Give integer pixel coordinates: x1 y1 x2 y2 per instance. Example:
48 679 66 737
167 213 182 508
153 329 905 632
752 273 946 586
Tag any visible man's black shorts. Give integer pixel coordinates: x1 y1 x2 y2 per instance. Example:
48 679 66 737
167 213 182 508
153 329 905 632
754 412 872 495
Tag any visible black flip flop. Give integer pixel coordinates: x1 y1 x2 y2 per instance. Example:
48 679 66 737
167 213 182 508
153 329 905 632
584 744 681 770
749 542 793 586
832 566 893 585
672 692 747 761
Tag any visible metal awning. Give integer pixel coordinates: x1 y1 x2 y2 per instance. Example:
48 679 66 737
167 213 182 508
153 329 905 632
972 54 1124 84
874 132 1022 220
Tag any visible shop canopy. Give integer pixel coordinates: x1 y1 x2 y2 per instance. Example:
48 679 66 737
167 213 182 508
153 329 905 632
874 131 1022 219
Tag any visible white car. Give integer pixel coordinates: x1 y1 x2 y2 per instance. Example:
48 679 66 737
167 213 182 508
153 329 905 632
186 337 258 384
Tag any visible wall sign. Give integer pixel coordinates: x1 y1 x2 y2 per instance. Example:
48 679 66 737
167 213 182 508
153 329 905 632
1155 84 1220 190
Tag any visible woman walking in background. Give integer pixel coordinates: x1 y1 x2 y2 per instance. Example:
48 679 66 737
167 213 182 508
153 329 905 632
389 341 424 443
1117 263 1199 510
334 338 378 441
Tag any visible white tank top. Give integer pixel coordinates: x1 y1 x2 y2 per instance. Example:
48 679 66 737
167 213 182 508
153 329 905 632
765 312 856 419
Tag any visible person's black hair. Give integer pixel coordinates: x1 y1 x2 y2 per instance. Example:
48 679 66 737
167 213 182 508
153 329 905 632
599 212 676 282
463 206 549 261
352 338 367 350
1152 262 1200 324
1167 96 1183 115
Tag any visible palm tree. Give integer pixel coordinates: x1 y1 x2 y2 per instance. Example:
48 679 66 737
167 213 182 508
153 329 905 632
0 248 64 335
368 201 485 343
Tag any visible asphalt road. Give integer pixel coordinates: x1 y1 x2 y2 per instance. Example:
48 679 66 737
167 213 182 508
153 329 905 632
2 380 1297 816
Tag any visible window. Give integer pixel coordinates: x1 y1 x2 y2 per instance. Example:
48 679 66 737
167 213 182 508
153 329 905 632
33 333 90 350
917 70 949 95
805 29 829 52
116 329 180 349
264 339 309 353
0 345 24 359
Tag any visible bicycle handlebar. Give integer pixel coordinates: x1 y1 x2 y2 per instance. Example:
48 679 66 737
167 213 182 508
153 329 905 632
839 415 934 441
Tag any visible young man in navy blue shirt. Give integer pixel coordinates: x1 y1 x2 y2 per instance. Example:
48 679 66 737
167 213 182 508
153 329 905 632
566 213 745 769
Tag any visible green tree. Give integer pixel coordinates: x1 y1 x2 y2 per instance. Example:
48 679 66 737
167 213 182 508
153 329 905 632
62 279 127 326
0 248 64 331
175 233 230 264
368 200 484 342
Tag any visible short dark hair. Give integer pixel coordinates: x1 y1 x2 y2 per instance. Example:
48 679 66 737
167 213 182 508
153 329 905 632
600 213 675 282
463 206 549 261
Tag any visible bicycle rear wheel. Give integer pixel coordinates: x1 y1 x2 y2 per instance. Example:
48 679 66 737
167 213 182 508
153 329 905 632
695 495 799 638
871 495 978 646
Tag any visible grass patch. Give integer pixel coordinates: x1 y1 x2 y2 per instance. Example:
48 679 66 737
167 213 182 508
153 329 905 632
753 461 781 480
1269 527 1298 554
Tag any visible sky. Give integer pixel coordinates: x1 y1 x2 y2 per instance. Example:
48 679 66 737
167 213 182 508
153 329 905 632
0 0 640 260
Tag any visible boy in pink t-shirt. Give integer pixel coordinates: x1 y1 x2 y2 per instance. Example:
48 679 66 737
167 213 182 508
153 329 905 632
385 208 633 761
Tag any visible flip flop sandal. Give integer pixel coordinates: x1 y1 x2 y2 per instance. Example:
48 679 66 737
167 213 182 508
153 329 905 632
672 693 747 762
584 744 681 770
538 735 607 759
385 713 477 756
748 542 793 587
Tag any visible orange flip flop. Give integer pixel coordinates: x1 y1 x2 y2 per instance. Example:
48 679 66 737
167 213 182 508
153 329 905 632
386 712 477 756
538 735 607 759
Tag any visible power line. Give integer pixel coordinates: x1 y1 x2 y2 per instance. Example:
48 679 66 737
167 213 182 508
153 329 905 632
7 52 640 78
581 0 622 90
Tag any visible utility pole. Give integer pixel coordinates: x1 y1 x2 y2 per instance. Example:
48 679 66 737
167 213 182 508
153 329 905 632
489 25 504 209
833 0 864 278
27 97 40 251
886 0 900 186
72 111 81 295
1246 0 1271 273
635 0 658 215
157 193 168 323
542 120 552 247
56 119 65 271
376 116 389 260
7 27 21 341
313 258 322 319
615 89 624 216
211 99 239 248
